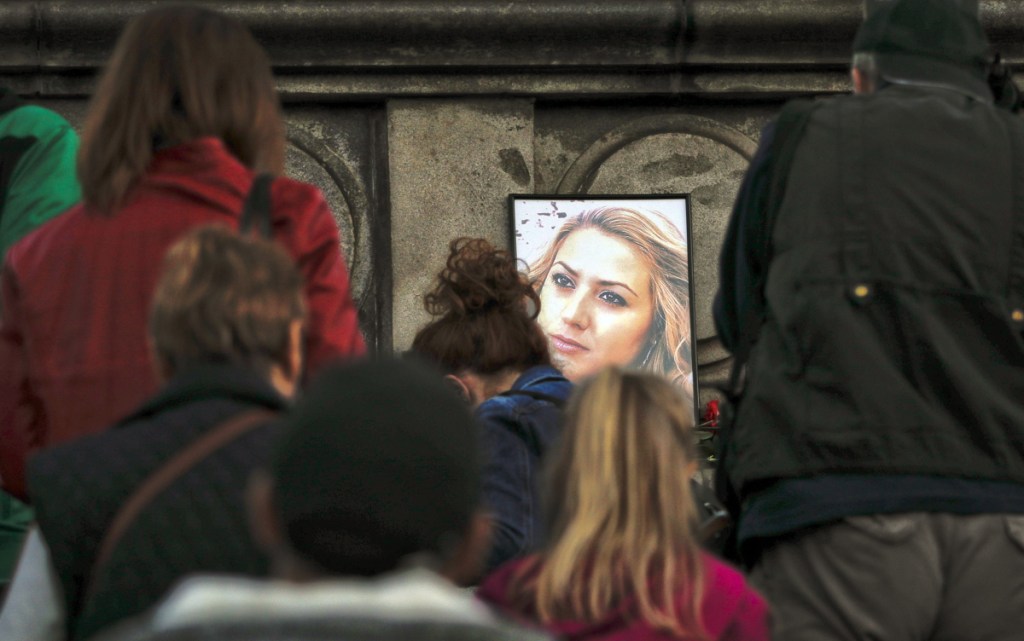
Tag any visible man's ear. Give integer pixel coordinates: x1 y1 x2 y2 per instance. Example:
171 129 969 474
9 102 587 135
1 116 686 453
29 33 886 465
444 374 472 404
442 510 493 586
247 471 284 554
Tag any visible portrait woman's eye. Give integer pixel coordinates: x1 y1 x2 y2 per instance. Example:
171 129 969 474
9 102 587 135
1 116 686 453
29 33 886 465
598 291 628 307
551 271 575 289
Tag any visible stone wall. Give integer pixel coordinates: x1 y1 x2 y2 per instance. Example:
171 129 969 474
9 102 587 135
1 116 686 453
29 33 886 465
2 0 1021 400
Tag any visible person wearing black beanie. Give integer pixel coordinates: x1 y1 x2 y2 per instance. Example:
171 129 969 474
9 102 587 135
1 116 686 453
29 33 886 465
96 358 552 641
714 0 1024 639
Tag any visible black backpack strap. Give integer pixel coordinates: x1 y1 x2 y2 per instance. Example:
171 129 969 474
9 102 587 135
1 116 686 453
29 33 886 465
239 173 274 238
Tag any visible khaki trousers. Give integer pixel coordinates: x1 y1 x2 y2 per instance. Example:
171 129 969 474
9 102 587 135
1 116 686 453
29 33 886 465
751 513 1024 641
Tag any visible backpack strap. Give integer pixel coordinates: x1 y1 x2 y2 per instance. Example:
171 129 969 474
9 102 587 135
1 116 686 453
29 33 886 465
84 408 277 605
239 173 274 238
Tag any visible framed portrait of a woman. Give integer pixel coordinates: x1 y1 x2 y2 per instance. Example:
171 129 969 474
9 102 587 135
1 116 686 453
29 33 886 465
509 195 697 417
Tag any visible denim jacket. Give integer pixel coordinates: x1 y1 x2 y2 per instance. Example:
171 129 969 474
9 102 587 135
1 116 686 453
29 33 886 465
475 365 572 574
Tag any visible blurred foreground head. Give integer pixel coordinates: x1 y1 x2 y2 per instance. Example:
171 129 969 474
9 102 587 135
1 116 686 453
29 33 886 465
149 225 305 393
79 5 285 213
250 358 490 584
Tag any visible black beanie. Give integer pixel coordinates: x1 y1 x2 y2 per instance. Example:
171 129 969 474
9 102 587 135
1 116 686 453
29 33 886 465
854 0 991 91
272 358 480 576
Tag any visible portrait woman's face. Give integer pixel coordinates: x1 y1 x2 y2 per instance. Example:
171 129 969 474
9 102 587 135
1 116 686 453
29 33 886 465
536 228 656 381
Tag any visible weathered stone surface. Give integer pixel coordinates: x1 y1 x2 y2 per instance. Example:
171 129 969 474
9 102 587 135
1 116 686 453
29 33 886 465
285 107 386 349
2 2 1020 98
388 99 534 350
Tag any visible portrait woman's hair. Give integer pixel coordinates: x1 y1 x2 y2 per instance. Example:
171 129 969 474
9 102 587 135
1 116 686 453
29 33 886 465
528 207 692 394
78 5 286 214
411 237 550 376
512 367 706 638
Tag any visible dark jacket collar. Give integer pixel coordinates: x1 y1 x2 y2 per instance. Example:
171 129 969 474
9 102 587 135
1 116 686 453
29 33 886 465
878 64 993 104
510 364 572 397
115 361 288 427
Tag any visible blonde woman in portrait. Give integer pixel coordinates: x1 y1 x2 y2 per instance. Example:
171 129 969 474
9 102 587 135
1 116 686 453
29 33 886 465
478 367 769 641
528 207 693 403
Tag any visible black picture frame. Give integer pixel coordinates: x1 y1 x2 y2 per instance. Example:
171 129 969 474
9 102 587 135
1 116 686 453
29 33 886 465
509 194 699 422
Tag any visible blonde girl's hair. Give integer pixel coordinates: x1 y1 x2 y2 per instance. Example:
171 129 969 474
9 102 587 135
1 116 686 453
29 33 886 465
527 208 693 397
514 367 706 638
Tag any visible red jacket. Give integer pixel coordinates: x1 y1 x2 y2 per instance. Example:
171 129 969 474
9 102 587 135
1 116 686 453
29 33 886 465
478 552 770 641
0 137 365 500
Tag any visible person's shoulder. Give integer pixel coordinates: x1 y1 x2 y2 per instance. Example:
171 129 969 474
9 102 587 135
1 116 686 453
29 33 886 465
476 393 518 422
477 555 536 608
517 365 573 400
698 552 770 636
0 104 74 137
5 201 87 268
269 175 328 215
700 552 763 604
27 412 143 486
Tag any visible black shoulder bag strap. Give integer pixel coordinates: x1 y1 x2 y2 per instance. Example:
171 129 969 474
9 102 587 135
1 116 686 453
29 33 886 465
239 173 274 238
713 99 820 525
83 409 277 607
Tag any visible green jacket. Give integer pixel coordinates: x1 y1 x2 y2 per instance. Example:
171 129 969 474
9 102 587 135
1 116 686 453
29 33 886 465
0 89 81 264
723 75 1024 496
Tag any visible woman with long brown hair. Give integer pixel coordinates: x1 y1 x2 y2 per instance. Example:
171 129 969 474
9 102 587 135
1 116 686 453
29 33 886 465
0 6 364 501
411 237 572 577
478 367 769 641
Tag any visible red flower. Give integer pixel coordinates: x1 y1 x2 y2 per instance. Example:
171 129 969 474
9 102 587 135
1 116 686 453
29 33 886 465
702 399 720 427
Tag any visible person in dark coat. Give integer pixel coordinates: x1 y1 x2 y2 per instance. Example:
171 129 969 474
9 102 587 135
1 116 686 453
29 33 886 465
410 238 572 576
93 358 553 641
0 225 307 641
714 0 1024 638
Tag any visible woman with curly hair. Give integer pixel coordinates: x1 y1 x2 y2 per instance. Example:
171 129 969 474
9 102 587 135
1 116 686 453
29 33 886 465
478 367 769 641
411 237 572 577
528 207 693 408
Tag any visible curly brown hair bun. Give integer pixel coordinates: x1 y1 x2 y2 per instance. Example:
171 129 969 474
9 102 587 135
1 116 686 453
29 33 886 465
412 238 550 376
424 238 540 319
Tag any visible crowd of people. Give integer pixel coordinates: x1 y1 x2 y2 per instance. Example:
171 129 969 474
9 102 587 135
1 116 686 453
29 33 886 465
0 0 1022 640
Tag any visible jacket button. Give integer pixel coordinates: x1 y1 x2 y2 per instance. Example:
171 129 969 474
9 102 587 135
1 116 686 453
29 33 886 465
1013 309 1024 323
853 284 870 298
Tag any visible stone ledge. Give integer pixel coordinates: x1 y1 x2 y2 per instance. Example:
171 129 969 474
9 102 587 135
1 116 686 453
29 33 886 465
0 1 1019 98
